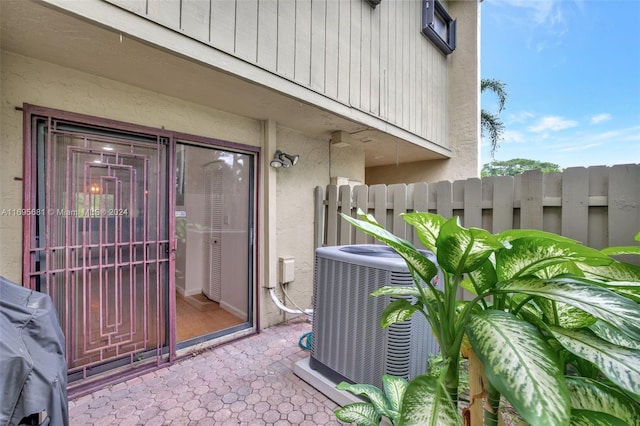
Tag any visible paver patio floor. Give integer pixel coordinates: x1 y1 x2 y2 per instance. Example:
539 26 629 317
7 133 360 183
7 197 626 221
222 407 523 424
69 317 346 425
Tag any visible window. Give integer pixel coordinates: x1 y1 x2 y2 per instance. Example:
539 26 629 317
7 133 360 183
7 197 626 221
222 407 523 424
422 0 456 55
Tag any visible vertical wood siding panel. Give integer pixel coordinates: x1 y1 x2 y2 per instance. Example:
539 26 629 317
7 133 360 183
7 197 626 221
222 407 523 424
325 0 340 99
276 0 296 79
257 0 278 71
235 0 258 61
310 0 326 92
294 0 312 85
360 5 372 112
147 0 181 28
379 3 389 119
386 2 396 123
314 186 325 249
586 166 609 249
336 0 351 103
181 0 211 42
402 0 411 130
408 0 417 133
608 164 640 247
210 0 236 52
394 2 403 126
349 0 362 108
370 5 380 115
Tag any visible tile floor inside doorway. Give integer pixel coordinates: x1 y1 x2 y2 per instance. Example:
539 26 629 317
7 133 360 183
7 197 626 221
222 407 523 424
176 292 245 341
69 316 346 425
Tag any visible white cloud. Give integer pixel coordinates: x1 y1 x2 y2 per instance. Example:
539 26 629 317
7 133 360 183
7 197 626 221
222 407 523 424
528 116 579 133
506 111 535 125
590 113 612 124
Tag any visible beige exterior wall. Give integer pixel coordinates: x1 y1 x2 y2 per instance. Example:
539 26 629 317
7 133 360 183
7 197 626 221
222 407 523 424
0 51 359 328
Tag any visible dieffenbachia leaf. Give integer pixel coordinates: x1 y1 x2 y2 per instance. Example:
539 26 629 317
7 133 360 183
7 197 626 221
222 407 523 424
401 212 446 254
565 376 640 426
535 299 597 329
334 402 380 426
436 217 504 275
602 246 640 256
336 382 392 420
340 213 439 284
397 375 460 426
548 326 640 396
496 238 612 281
382 375 408 418
466 310 570 426
569 410 629 426
495 276 640 341
497 228 579 244
590 320 640 350
379 299 419 328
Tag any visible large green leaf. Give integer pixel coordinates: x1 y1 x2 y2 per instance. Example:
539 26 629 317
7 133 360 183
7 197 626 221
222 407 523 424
466 256 498 294
535 299 597 329
602 246 640 256
590 320 640 350
380 299 419 328
382 375 408 417
496 276 640 341
496 238 612 281
340 213 439 284
397 375 460 426
336 382 392 419
548 327 640 396
371 285 441 303
334 402 381 426
497 229 580 244
569 410 629 426
565 376 640 426
579 260 640 283
436 217 504 275
466 310 570 426
401 212 446 253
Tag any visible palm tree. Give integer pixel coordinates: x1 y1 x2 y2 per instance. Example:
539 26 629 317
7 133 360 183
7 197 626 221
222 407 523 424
481 78 508 158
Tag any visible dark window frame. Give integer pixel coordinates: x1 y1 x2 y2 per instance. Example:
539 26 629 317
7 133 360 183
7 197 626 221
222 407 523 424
421 0 457 55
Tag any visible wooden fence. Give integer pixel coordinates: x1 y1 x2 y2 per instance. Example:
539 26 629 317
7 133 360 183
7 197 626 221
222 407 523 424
315 164 640 255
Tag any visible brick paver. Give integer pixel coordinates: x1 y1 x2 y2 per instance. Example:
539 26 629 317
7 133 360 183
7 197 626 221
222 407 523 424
69 318 345 425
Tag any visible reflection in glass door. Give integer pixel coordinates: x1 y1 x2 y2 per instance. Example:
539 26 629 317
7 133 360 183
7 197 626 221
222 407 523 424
174 143 254 345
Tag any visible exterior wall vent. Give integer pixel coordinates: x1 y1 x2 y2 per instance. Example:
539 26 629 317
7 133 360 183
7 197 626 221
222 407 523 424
310 245 440 389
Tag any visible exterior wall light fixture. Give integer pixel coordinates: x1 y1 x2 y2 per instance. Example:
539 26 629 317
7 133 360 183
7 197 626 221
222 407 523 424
270 150 299 168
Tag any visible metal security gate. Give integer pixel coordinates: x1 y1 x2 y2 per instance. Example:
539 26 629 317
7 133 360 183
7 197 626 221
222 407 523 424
23 109 172 384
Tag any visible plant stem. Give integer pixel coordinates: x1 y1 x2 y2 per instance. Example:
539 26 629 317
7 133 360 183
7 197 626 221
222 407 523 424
484 380 501 426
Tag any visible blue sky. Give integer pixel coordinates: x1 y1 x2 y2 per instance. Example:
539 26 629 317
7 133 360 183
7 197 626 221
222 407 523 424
480 0 640 169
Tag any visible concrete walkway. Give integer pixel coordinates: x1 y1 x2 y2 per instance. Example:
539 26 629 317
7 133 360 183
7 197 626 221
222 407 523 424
69 318 346 425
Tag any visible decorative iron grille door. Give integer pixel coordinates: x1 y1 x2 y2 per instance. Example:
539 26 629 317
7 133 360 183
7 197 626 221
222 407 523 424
25 116 171 382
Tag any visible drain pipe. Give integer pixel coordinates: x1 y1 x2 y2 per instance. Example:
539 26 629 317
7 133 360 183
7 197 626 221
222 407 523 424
269 287 313 316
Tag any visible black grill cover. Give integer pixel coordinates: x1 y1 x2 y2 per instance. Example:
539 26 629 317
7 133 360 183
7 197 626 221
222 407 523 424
0 276 68 426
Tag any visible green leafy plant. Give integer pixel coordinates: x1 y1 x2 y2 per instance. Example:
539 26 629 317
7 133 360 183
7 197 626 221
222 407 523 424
334 211 640 426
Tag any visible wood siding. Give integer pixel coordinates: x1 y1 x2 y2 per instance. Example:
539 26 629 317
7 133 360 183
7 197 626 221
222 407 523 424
316 165 640 256
104 0 450 147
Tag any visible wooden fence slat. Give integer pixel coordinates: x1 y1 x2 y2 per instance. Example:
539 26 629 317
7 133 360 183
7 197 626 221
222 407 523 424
608 164 640 247
436 181 453 218
339 185 353 245
314 186 325 248
561 167 589 244
520 170 544 229
463 178 482 228
390 184 407 239
354 185 370 244
326 184 339 246
492 176 514 233
315 166 639 260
